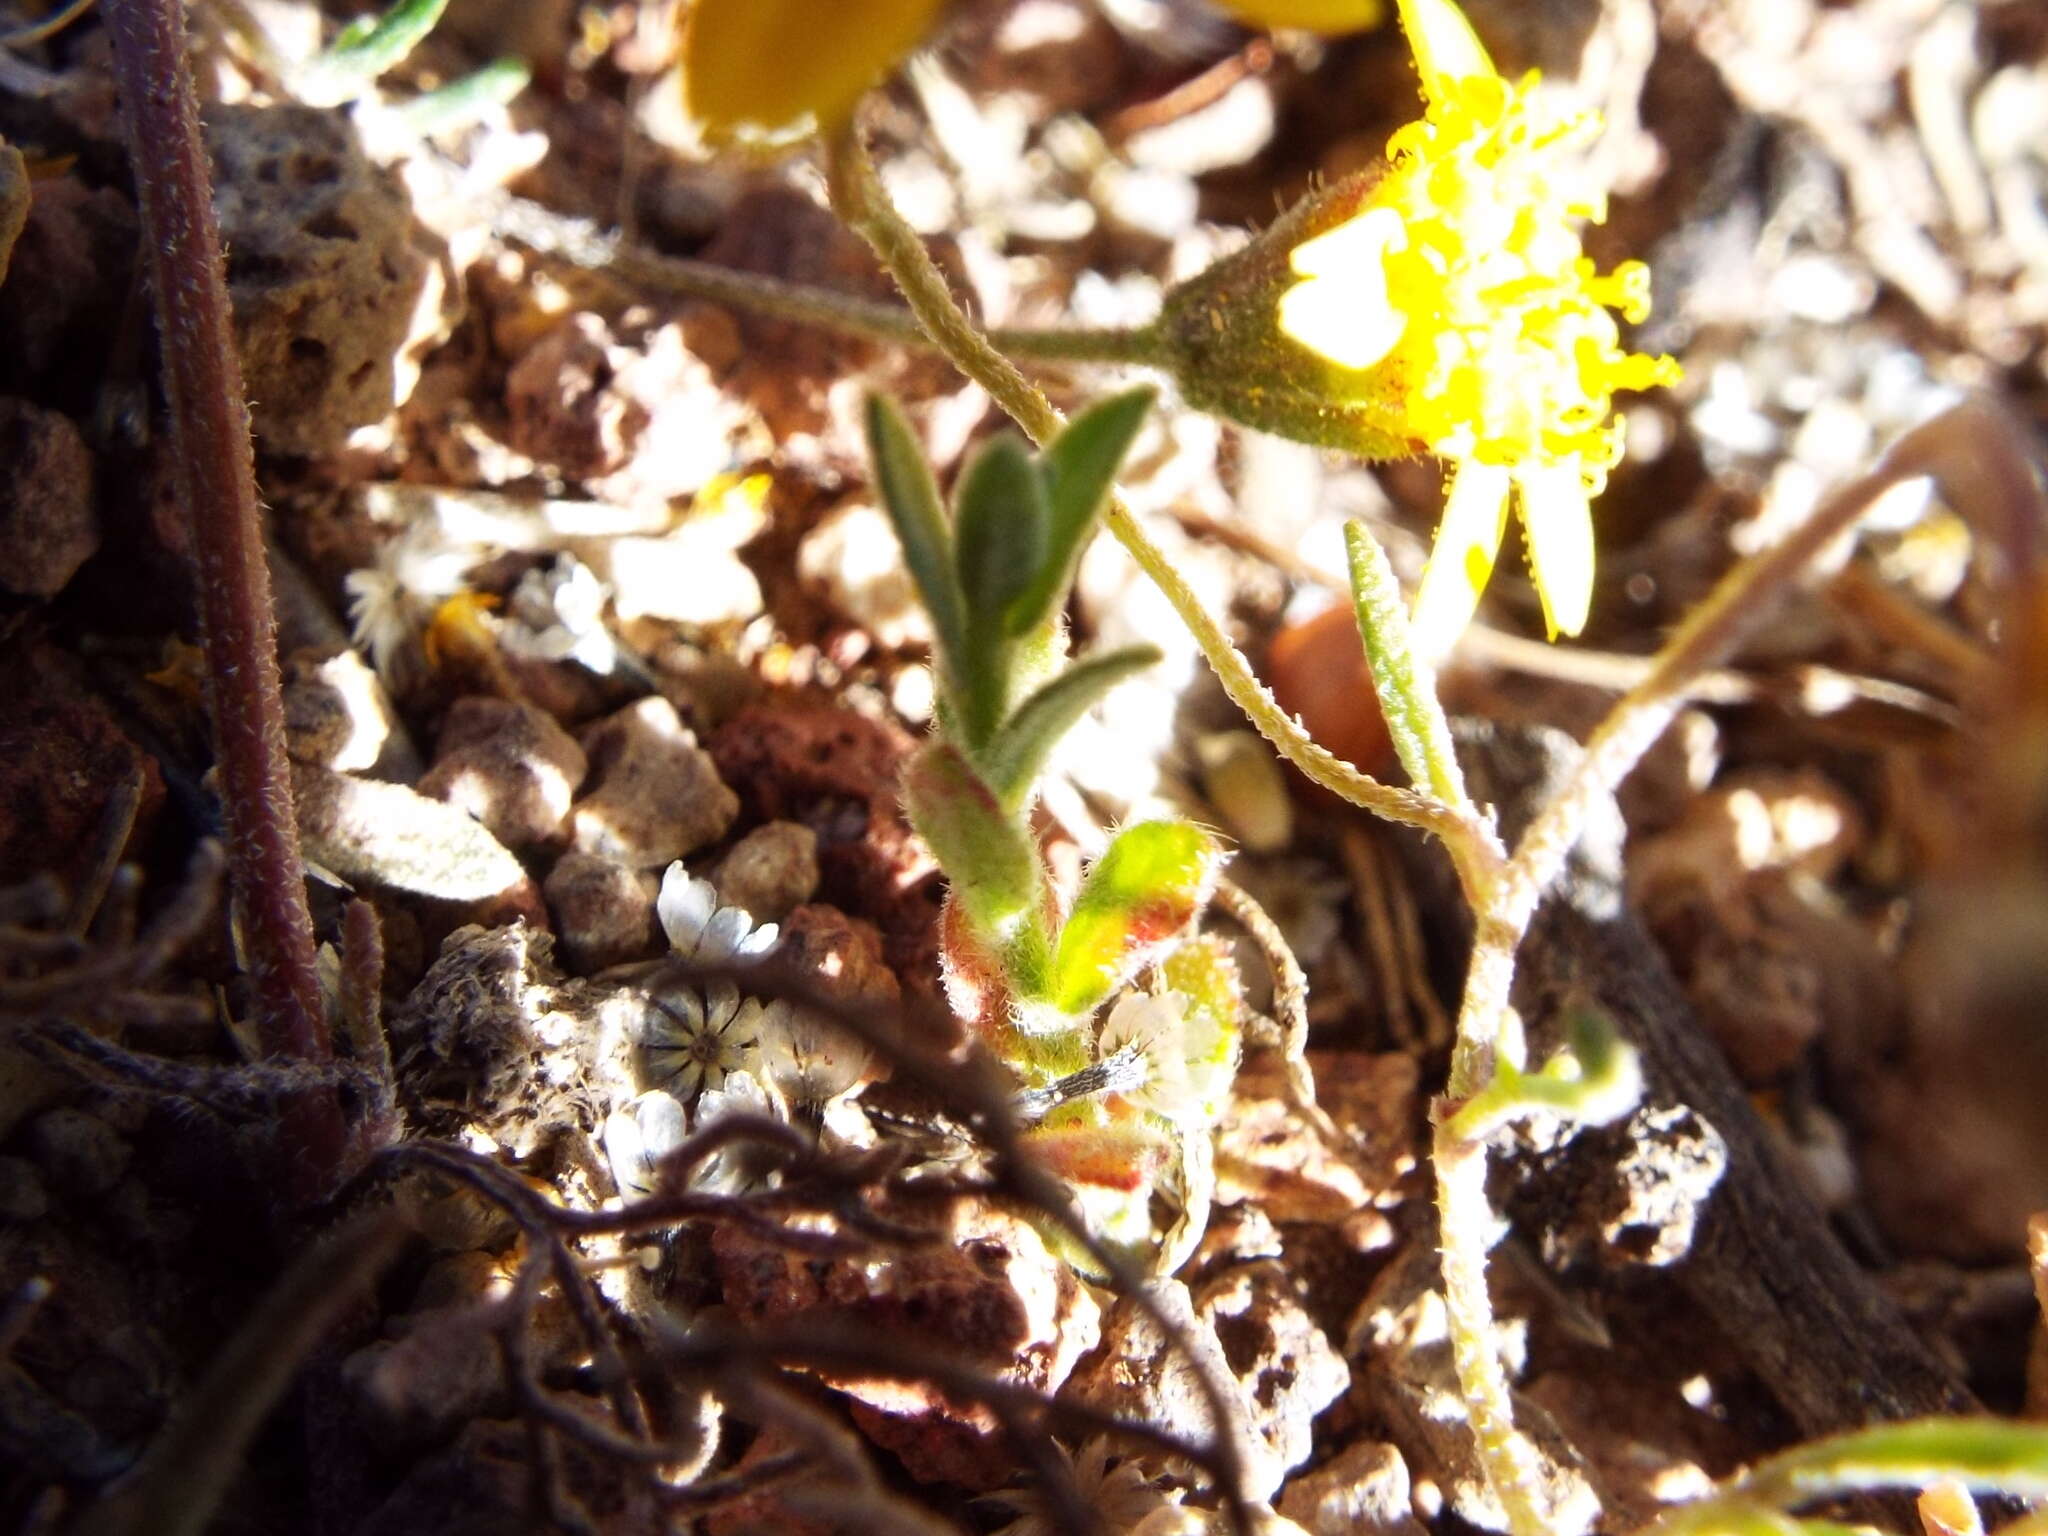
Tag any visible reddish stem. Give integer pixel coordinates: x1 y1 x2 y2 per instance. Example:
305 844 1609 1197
101 0 344 1202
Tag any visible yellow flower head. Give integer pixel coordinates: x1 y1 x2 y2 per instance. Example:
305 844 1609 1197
1280 0 1681 647
682 0 948 142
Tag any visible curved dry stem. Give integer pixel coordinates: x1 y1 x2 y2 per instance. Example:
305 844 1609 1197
1212 877 1338 1146
1454 397 2036 1098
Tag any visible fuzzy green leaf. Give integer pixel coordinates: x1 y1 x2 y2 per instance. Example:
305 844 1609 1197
1051 820 1219 1017
980 644 1161 811
1448 1004 1642 1141
901 743 1052 997
951 434 1049 742
866 395 968 694
1006 386 1155 639
1344 520 1467 807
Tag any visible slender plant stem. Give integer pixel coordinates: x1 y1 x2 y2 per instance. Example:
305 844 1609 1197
101 0 343 1203
488 192 1159 369
1433 1127 1554 1536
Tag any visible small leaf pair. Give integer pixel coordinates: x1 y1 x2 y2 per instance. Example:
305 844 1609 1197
866 386 1159 806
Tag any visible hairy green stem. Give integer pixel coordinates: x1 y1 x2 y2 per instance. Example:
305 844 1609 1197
102 0 344 1205
1434 1130 1554 1536
488 191 1158 369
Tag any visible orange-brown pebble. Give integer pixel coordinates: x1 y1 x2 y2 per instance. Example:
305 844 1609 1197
1265 601 1394 777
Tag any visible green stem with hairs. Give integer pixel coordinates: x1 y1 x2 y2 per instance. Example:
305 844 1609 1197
489 192 1159 369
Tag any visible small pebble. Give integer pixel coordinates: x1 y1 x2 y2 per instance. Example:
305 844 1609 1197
419 696 588 850
0 1155 48 1222
27 1106 131 1196
282 649 401 773
544 851 658 972
572 697 738 868
0 398 97 599
293 762 532 906
1277 1440 1428 1536
714 821 820 922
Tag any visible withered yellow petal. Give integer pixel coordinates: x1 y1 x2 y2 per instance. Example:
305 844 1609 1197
1411 460 1510 663
682 0 947 139
1209 0 1385 35
1516 465 1595 639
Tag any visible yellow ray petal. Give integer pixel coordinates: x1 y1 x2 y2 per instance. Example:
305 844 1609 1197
1396 0 1497 101
1516 464 1595 639
1210 0 1385 35
683 0 946 139
1411 460 1510 663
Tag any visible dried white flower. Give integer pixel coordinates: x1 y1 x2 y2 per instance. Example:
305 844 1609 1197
638 977 767 1099
345 525 482 676
1096 990 1193 1122
603 1088 688 1200
344 567 413 677
657 866 779 965
690 1068 780 1195
987 1437 1181 1536
502 554 621 676
755 999 874 1110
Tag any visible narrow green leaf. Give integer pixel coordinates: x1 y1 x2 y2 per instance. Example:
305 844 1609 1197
1748 1419 2048 1506
1050 820 1219 1017
1344 520 1468 808
312 0 454 81
392 57 530 136
979 644 1161 810
901 743 1052 997
865 395 968 694
1006 386 1155 638
952 433 1049 743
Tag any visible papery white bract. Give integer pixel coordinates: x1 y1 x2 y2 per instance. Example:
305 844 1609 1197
689 1069 781 1195
755 999 874 1109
